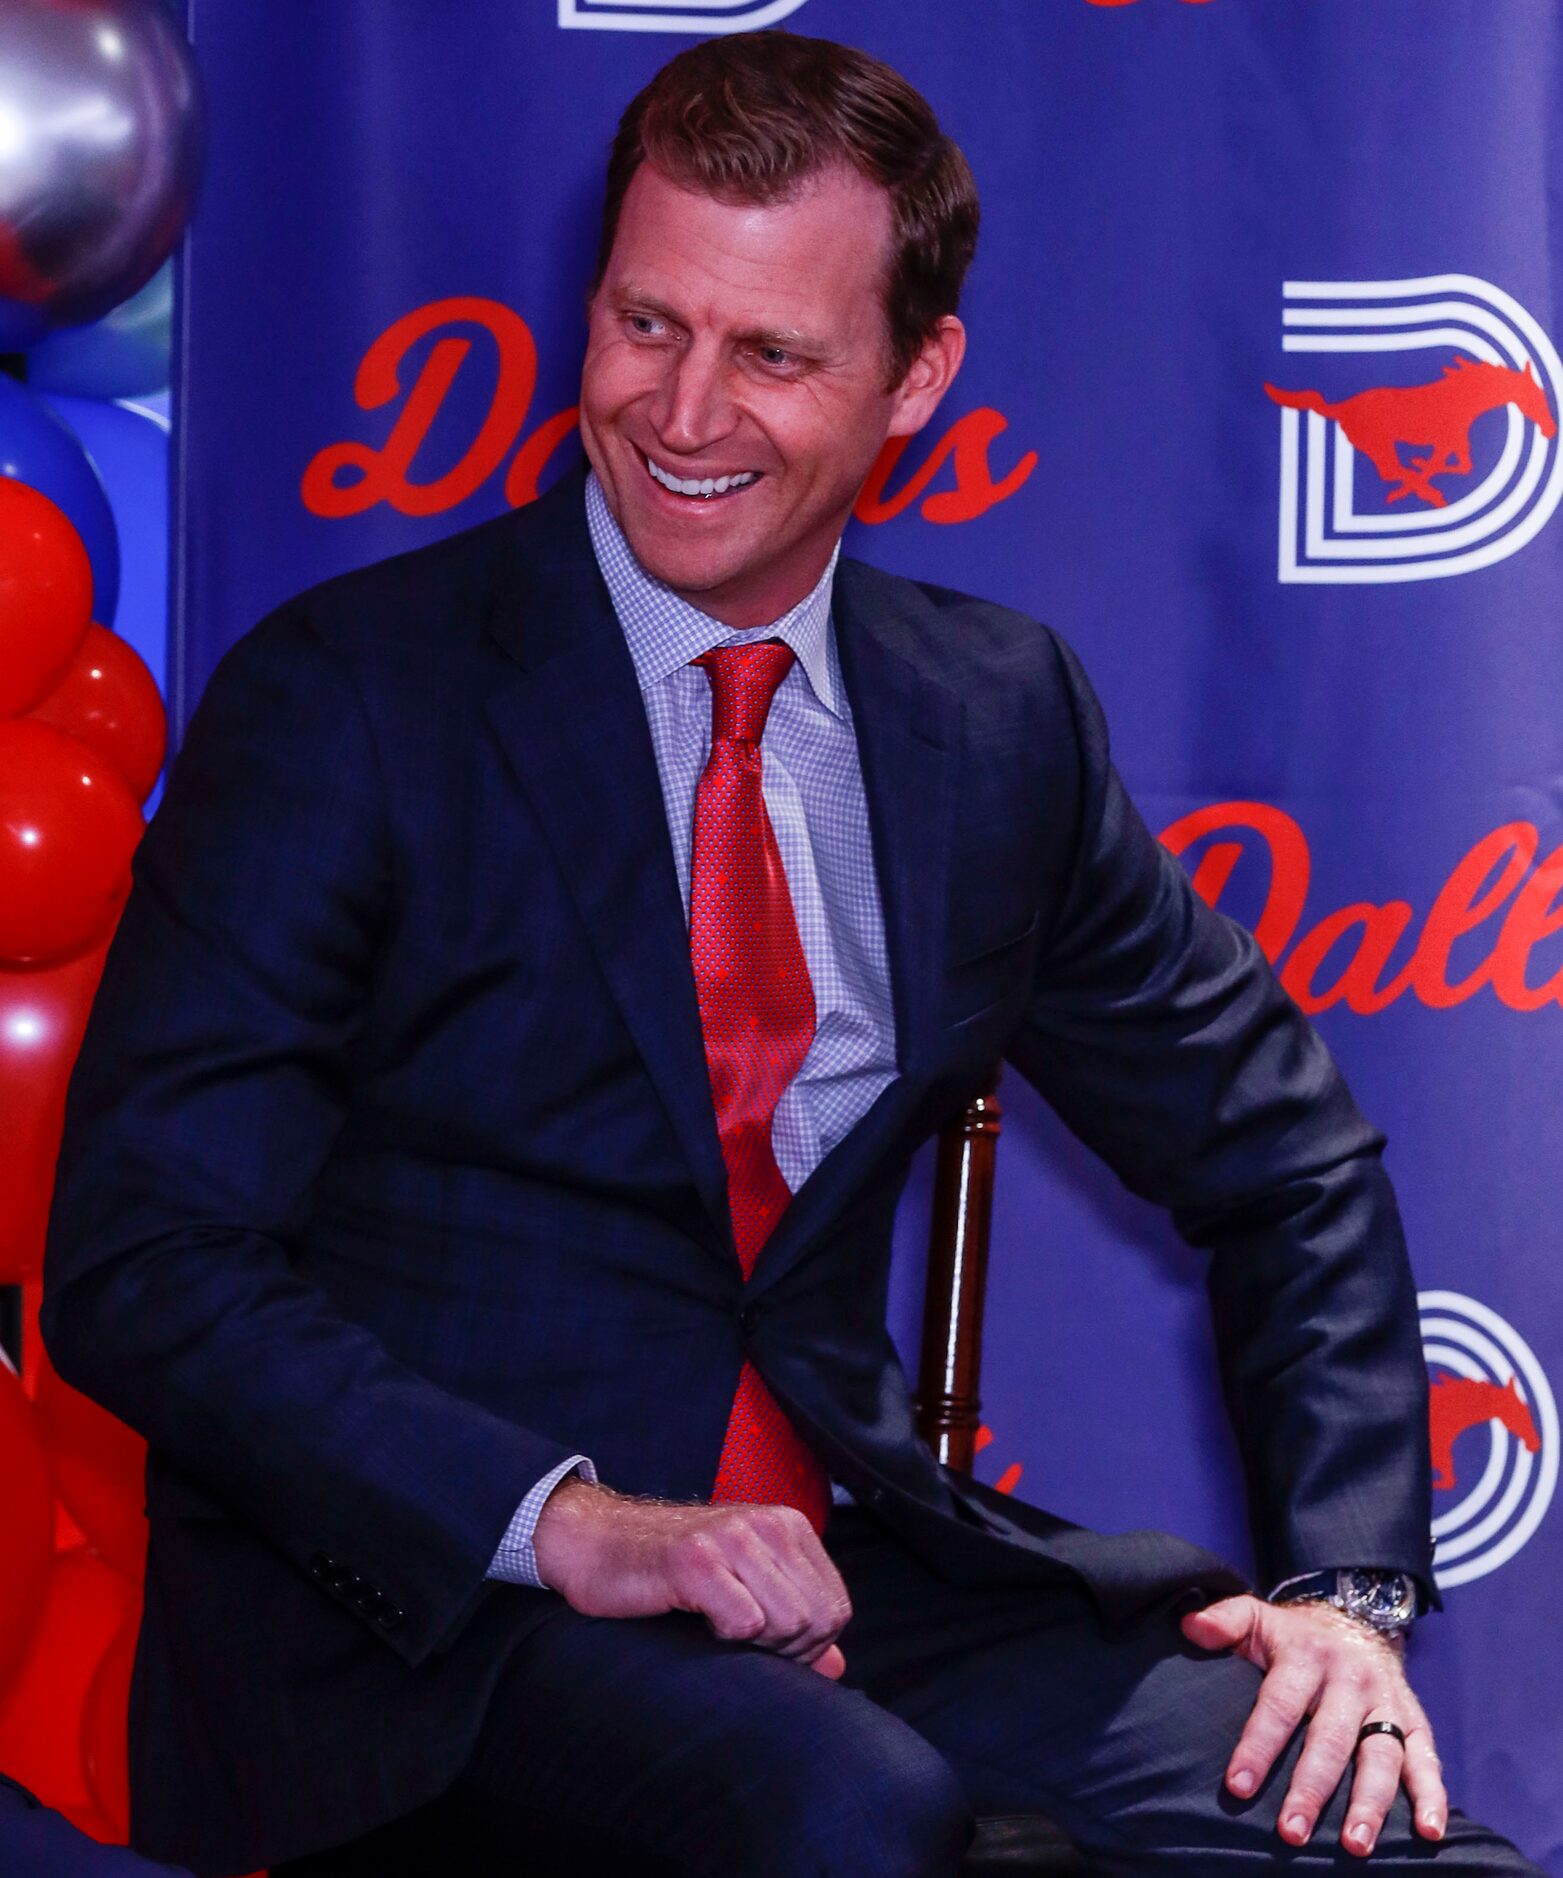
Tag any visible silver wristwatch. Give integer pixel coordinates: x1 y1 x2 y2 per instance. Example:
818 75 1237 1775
1274 1568 1420 1637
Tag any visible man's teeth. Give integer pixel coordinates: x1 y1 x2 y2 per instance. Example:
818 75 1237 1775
645 455 758 498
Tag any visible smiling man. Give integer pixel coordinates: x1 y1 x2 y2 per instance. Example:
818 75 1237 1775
580 154 961 630
41 30 1545 1878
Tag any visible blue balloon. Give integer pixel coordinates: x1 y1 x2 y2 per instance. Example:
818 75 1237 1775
25 263 173 401
132 388 171 424
0 374 120 626
34 392 168 692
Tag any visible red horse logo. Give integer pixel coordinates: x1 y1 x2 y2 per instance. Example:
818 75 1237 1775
1265 356 1556 509
1428 1371 1541 1491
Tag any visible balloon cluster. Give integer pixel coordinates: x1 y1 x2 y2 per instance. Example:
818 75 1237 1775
0 0 201 1847
0 0 203 702
0 478 165 1843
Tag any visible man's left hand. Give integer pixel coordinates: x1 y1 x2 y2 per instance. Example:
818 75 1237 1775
1180 1593 1448 1859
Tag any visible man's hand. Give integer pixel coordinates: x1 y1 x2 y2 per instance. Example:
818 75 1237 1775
532 1479 851 1678
1180 1594 1447 1858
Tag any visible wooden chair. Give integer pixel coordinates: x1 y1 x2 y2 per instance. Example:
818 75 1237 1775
917 1073 1092 1877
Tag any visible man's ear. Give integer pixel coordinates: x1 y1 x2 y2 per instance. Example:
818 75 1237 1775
886 316 967 439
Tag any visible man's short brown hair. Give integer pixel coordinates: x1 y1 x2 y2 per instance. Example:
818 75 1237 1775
593 32 980 388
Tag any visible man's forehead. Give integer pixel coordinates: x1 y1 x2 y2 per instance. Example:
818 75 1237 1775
602 163 892 337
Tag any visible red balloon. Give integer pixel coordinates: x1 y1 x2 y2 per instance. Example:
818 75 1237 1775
32 1344 147 1584
0 719 141 964
0 1362 55 1696
0 939 111 1281
53 1806 124 1849
0 1546 138 1832
81 1614 136 1838
26 623 167 807
0 481 94 719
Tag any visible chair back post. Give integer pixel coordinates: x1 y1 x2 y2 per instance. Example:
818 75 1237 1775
915 1067 1003 1474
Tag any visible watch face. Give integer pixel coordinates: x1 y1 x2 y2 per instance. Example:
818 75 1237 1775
1338 1569 1417 1626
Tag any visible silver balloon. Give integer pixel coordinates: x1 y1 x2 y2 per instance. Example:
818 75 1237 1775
0 0 202 350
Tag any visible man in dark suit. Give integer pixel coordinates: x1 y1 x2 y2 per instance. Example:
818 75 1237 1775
40 31 1543 1878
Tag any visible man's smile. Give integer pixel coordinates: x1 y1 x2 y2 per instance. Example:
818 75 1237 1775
642 448 763 501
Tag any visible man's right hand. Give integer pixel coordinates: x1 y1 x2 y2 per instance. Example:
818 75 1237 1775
531 1479 851 1678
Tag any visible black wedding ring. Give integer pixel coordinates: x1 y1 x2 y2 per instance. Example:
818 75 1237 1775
1357 1721 1407 1749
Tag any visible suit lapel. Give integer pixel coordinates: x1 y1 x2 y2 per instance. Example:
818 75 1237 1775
481 478 733 1254
833 560 961 1084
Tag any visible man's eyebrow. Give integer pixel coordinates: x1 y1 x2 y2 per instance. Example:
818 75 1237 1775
734 322 830 356
613 287 830 357
614 288 687 325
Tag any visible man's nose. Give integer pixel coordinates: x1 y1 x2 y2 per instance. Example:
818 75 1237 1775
652 340 735 454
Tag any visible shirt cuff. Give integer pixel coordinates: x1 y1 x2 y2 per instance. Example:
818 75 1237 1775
1268 1570 1327 1602
486 1454 597 1590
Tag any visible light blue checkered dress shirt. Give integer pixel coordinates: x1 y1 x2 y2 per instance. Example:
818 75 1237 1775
486 473 897 1588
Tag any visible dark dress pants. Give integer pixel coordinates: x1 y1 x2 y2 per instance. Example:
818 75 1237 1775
274 1503 1547 1877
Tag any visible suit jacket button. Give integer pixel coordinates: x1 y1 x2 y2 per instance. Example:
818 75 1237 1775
738 1302 759 1335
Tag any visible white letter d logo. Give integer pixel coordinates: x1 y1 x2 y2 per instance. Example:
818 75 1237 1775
560 0 810 31
1268 276 1563 584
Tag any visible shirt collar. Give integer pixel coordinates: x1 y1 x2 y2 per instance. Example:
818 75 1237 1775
584 469 843 718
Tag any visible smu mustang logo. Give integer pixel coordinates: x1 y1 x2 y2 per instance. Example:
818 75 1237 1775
1430 1374 1539 1492
1419 1292 1556 1590
559 0 807 29
1266 358 1556 510
1268 276 1563 583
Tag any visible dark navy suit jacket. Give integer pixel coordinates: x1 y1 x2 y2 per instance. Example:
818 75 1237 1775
41 471 1434 1876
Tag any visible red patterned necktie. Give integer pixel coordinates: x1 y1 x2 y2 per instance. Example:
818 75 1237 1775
690 641 830 1534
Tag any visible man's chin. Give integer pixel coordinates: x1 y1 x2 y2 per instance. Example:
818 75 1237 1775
619 533 745 608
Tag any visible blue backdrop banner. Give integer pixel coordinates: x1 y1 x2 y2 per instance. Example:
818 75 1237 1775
172 3 1562 1864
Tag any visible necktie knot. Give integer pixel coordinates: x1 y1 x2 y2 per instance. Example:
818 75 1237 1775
694 641 795 746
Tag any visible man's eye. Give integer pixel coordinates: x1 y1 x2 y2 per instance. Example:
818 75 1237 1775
756 346 794 369
628 313 665 337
